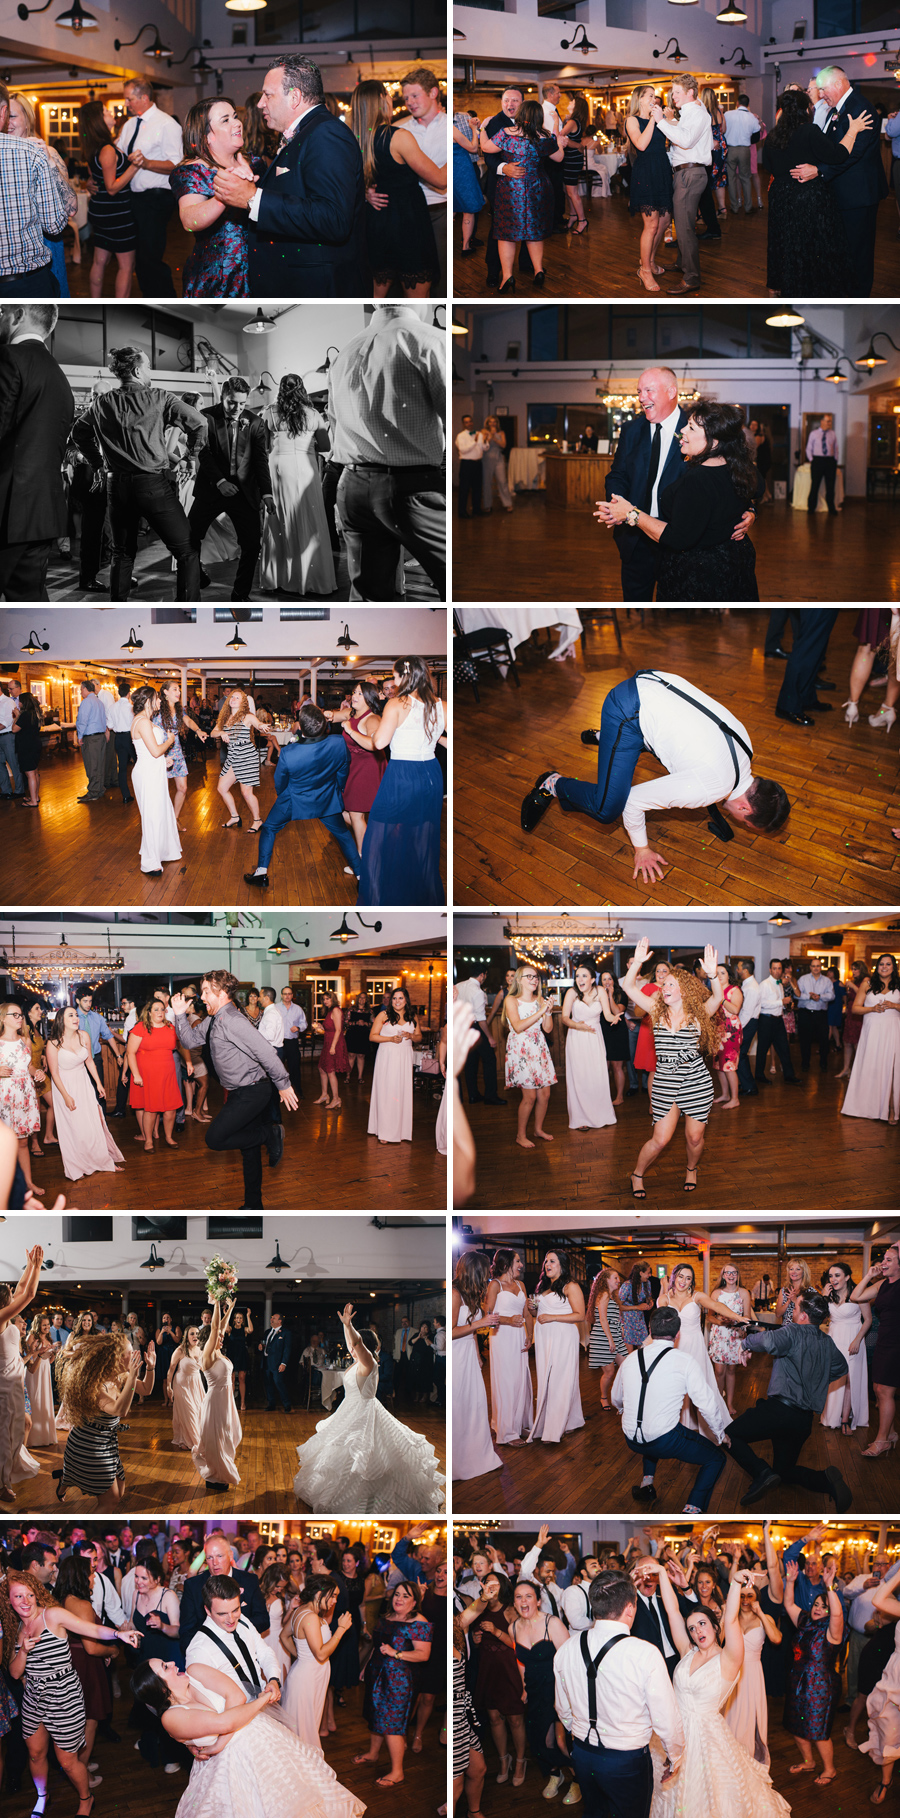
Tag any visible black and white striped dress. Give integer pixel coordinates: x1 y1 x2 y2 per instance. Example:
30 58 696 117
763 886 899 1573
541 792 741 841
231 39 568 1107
21 1615 86 1753
589 1295 626 1367
62 1411 124 1496
649 1023 714 1124
221 721 261 786
452 1651 481 1775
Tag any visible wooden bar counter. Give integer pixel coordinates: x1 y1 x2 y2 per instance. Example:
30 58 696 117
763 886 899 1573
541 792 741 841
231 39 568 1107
545 450 614 508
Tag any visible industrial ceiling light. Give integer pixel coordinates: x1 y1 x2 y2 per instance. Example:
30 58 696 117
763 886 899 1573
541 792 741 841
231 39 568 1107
336 622 359 652
653 37 688 59
226 0 267 11
267 1240 288 1272
114 23 172 55
766 305 805 327
823 362 847 384
716 0 747 19
560 22 598 50
855 333 899 370
266 926 310 955
21 628 49 655
120 626 143 653
52 0 99 29
140 1243 164 1272
768 911 791 926
243 308 277 334
225 627 246 651
720 44 752 65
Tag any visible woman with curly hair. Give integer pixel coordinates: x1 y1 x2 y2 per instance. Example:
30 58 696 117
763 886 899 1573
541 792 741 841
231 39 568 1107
4 1566 140 1818
452 1253 503 1482
259 373 336 597
210 687 268 832
620 937 725 1195
600 399 760 601
762 86 871 295
842 953 900 1124
52 1330 155 1509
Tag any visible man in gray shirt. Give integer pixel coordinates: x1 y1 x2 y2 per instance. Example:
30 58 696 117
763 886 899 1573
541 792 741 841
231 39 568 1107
171 970 297 1209
725 1289 850 1510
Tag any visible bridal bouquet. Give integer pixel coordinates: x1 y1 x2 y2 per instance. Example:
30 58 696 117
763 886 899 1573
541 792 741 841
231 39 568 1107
205 1254 239 1304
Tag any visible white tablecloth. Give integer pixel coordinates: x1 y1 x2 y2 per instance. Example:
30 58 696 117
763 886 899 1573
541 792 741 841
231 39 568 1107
271 728 296 745
791 462 845 511
319 1368 344 1410
584 149 625 195
508 447 546 490
457 606 582 651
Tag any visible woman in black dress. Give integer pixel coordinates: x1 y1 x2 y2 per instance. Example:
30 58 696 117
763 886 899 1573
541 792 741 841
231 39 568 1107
625 84 673 291
762 87 871 295
14 694 43 809
78 100 137 298
599 969 630 1106
407 1322 434 1403
223 1307 253 1414
345 992 373 1082
559 94 590 235
601 398 760 602
350 80 446 296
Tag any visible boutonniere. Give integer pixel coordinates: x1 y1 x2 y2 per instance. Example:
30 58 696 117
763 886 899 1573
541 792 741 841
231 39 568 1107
276 165 290 176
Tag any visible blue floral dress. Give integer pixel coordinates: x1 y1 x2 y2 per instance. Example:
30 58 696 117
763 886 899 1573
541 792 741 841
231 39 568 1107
152 712 187 780
619 1278 654 1348
170 157 266 297
491 129 555 241
363 1617 432 1734
784 1611 841 1740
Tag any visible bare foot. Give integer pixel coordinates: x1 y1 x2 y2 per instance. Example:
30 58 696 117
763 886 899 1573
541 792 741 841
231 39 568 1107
515 1136 535 1149
144 1142 154 1152
611 1097 624 1106
352 1753 379 1765
534 1129 554 1141
411 1737 423 1753
722 1098 740 1110
165 1139 178 1148
711 1095 728 1105
376 1775 404 1787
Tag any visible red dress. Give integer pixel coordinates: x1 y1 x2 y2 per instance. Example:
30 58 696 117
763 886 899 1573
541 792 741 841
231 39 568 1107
342 715 388 811
321 1010 349 1076
634 982 661 1075
128 1023 182 1112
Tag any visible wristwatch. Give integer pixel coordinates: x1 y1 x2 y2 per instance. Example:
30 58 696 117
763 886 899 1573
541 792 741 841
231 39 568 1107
625 506 640 528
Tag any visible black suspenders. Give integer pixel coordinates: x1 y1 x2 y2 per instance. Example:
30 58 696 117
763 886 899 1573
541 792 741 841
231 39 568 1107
635 1344 674 1445
579 1630 629 1744
632 670 753 842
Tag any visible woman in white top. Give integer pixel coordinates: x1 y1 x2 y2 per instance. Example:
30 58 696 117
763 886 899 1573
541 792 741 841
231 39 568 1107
129 685 181 878
484 1248 534 1445
452 1254 503 1480
528 1249 586 1447
841 953 900 1124
820 1261 871 1432
351 656 447 905
561 960 617 1130
657 1264 741 1438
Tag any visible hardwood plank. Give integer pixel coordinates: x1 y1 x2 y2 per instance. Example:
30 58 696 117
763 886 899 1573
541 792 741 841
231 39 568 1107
0 746 446 908
453 607 900 906
453 1338 900 1516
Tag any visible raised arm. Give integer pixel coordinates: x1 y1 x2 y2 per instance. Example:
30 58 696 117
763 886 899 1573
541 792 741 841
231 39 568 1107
871 1558 900 1621
0 1244 44 1327
720 1574 747 1682
340 1302 377 1382
763 1521 783 1604
200 1297 222 1371
653 1563 691 1659
699 947 724 1015
620 938 661 1011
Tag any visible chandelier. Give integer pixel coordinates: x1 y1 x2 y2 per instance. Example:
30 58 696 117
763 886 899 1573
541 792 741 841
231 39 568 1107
2 937 125 988
504 918 625 969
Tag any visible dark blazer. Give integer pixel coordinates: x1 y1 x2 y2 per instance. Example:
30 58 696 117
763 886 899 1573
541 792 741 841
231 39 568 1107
482 110 516 184
272 734 350 821
606 410 689 557
249 106 364 298
195 405 271 506
178 1566 269 1654
631 1587 695 1677
261 1325 292 1371
821 85 890 207
0 339 75 543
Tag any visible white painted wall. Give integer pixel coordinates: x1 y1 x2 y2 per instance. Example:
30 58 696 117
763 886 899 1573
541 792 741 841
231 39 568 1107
454 908 863 973
454 0 767 91
0 608 445 666
0 911 447 973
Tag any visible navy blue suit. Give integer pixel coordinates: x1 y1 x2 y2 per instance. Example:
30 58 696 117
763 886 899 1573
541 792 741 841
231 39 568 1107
261 1323 292 1411
178 1566 269 1654
819 86 889 296
605 411 688 601
248 106 364 297
257 735 360 876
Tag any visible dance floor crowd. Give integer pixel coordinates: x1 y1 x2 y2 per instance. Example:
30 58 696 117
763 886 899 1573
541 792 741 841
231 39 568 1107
453 1522 900 1814
452 1242 900 1514
0 1518 446 1817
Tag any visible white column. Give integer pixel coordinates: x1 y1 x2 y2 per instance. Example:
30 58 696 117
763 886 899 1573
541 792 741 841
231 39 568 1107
309 666 317 705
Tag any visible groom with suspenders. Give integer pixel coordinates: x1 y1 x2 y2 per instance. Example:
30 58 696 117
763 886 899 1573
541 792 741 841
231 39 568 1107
611 1306 730 1512
521 668 790 885
553 1569 684 1817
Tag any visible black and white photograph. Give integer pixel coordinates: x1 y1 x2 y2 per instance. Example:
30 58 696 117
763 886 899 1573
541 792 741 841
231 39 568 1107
0 301 446 603
0 1214 446 1511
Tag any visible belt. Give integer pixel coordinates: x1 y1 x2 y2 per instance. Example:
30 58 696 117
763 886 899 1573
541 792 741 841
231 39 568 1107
675 162 709 170
344 461 439 473
0 261 51 278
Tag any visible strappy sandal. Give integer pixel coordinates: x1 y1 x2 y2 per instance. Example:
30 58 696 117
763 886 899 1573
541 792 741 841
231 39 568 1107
629 1172 646 1199
684 1168 698 1193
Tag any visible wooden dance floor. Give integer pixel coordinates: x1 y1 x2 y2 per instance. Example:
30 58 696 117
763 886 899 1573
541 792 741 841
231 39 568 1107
465 1071 896 1212
0 746 447 907
26 1073 447 1212
455 1344 900 1516
17 1397 446 1514
452 188 900 298
2 1680 445 1818
483 1703 869 1817
453 491 900 604
454 607 900 906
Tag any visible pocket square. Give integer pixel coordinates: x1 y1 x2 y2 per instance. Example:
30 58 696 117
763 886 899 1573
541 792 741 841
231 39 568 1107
276 164 289 175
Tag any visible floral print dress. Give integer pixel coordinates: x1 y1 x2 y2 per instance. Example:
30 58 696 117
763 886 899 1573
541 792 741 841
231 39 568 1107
505 1002 557 1091
363 1617 433 1734
0 1038 40 1138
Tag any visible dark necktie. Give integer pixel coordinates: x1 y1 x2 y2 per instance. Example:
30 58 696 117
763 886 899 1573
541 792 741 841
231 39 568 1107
126 120 141 156
642 422 662 513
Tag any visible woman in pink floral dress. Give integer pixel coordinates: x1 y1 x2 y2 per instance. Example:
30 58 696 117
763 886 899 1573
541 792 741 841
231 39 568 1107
707 1262 752 1417
712 963 743 1111
503 967 558 1150
0 1003 44 1198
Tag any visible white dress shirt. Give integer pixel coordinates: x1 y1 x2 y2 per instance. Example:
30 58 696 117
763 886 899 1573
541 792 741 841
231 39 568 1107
117 104 184 191
656 100 712 167
562 1581 595 1632
0 694 16 733
542 99 563 136
620 671 755 851
724 106 761 146
456 430 484 463
813 99 831 128
186 1615 280 1688
738 975 761 1026
649 404 682 518
758 976 785 1017
278 1002 307 1040
518 1548 566 1620
258 1004 284 1048
845 1573 886 1634
636 1588 678 1658
455 975 488 1020
106 696 134 734
553 1620 685 1760
247 111 306 222
92 1572 127 1628
406 109 448 206
611 1339 729 1443
797 972 835 1012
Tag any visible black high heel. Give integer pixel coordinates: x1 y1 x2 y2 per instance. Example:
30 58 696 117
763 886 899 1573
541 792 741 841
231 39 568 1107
221 815 242 829
498 277 515 294
684 1168 698 1193
629 1173 646 1200
51 1469 65 1502
533 271 546 289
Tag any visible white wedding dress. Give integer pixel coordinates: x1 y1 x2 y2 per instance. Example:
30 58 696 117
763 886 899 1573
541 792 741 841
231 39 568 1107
293 1361 444 1513
132 723 182 874
651 1652 790 1818
674 1299 731 1442
174 1679 364 1818
821 1297 869 1429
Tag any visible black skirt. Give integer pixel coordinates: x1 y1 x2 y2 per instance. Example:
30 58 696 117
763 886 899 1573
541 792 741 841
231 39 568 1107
657 538 758 603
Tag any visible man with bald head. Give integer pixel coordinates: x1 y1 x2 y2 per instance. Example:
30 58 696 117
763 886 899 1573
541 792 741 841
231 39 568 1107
177 1528 270 1650
482 87 534 287
789 65 887 295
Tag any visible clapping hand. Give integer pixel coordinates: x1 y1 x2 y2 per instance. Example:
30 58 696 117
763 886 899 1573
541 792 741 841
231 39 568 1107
703 944 719 980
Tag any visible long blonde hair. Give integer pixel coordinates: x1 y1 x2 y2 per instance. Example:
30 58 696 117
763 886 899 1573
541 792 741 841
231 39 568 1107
11 94 41 137
628 84 656 117
350 80 389 189
55 1331 131 1426
700 86 722 123
216 690 251 731
715 1262 743 1291
648 967 718 1058
501 964 544 1031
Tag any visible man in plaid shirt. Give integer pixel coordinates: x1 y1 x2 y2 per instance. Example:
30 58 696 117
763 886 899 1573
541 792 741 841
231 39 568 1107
0 82 72 295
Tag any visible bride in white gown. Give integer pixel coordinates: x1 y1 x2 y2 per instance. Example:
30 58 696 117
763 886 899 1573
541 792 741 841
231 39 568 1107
650 1564 791 1818
134 1657 364 1818
131 687 182 877
659 1266 744 1442
293 1304 444 1514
